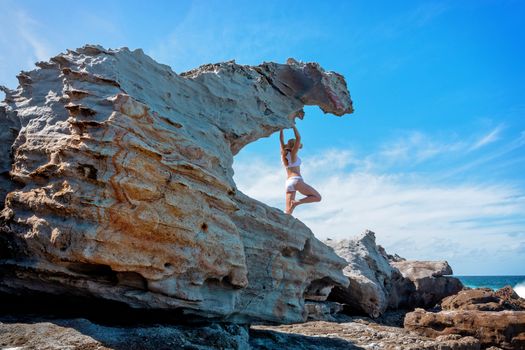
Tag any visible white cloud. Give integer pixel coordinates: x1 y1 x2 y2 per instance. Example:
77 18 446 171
470 125 504 151
233 133 525 275
356 130 466 172
15 10 51 62
0 1 53 87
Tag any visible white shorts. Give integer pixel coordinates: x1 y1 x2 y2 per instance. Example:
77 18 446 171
285 176 303 192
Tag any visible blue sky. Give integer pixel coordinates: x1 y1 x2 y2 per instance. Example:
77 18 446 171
1 0 524 275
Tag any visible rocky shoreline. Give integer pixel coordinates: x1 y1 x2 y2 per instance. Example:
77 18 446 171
1 46 524 349
0 313 482 350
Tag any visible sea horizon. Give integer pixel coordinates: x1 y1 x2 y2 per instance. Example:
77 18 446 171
453 275 525 298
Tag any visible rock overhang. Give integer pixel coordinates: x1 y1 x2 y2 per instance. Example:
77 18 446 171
0 44 353 324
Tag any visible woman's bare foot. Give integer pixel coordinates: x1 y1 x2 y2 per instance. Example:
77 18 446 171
288 200 300 214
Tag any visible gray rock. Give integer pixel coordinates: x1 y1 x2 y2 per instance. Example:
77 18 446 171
0 45 353 324
325 230 463 317
324 230 396 318
389 260 463 309
0 317 251 350
305 301 344 321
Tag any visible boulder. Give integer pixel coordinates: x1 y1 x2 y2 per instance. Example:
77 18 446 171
324 230 398 318
441 286 525 311
325 230 463 317
404 308 525 350
0 45 353 323
389 260 463 309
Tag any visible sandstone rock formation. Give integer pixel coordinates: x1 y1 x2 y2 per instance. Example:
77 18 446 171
325 230 463 318
389 260 463 309
0 45 353 323
441 286 525 311
324 230 397 318
405 308 525 350
405 286 525 350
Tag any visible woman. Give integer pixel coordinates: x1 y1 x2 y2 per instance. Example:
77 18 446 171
280 125 321 214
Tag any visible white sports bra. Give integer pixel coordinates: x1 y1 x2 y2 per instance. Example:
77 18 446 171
284 152 302 168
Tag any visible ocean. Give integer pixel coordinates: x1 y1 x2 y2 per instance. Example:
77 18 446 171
455 275 525 298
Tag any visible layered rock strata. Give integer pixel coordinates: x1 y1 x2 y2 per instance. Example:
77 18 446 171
441 286 525 311
405 308 525 350
405 287 525 350
0 45 353 323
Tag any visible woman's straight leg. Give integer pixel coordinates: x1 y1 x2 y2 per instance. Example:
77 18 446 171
285 191 296 214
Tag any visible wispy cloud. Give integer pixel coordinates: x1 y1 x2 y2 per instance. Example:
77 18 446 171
375 130 465 166
470 125 504 151
0 1 53 88
15 10 51 62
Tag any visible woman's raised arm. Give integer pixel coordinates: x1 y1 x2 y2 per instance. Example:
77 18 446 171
279 129 286 151
291 126 301 153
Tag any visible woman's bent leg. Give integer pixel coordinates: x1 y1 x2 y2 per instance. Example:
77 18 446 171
294 181 321 208
285 191 296 214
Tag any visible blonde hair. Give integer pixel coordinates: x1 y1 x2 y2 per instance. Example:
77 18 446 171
285 138 296 151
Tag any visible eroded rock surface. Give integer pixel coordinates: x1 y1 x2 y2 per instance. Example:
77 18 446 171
0 314 482 350
0 45 353 323
390 260 463 309
441 286 525 311
405 308 525 350
325 230 463 318
324 230 397 318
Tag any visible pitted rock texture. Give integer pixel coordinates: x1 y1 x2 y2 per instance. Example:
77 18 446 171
405 308 525 350
441 286 525 311
0 45 352 323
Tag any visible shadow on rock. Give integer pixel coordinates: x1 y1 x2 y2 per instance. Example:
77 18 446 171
249 328 365 350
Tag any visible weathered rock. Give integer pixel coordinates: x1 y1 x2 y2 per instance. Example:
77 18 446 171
405 287 525 349
0 311 482 350
324 230 397 318
0 102 20 211
304 301 344 321
0 317 250 350
325 230 462 317
378 244 405 262
253 318 481 349
0 45 353 323
404 308 525 350
389 260 463 309
441 287 525 312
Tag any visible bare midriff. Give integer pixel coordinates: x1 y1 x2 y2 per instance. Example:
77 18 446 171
286 166 301 178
